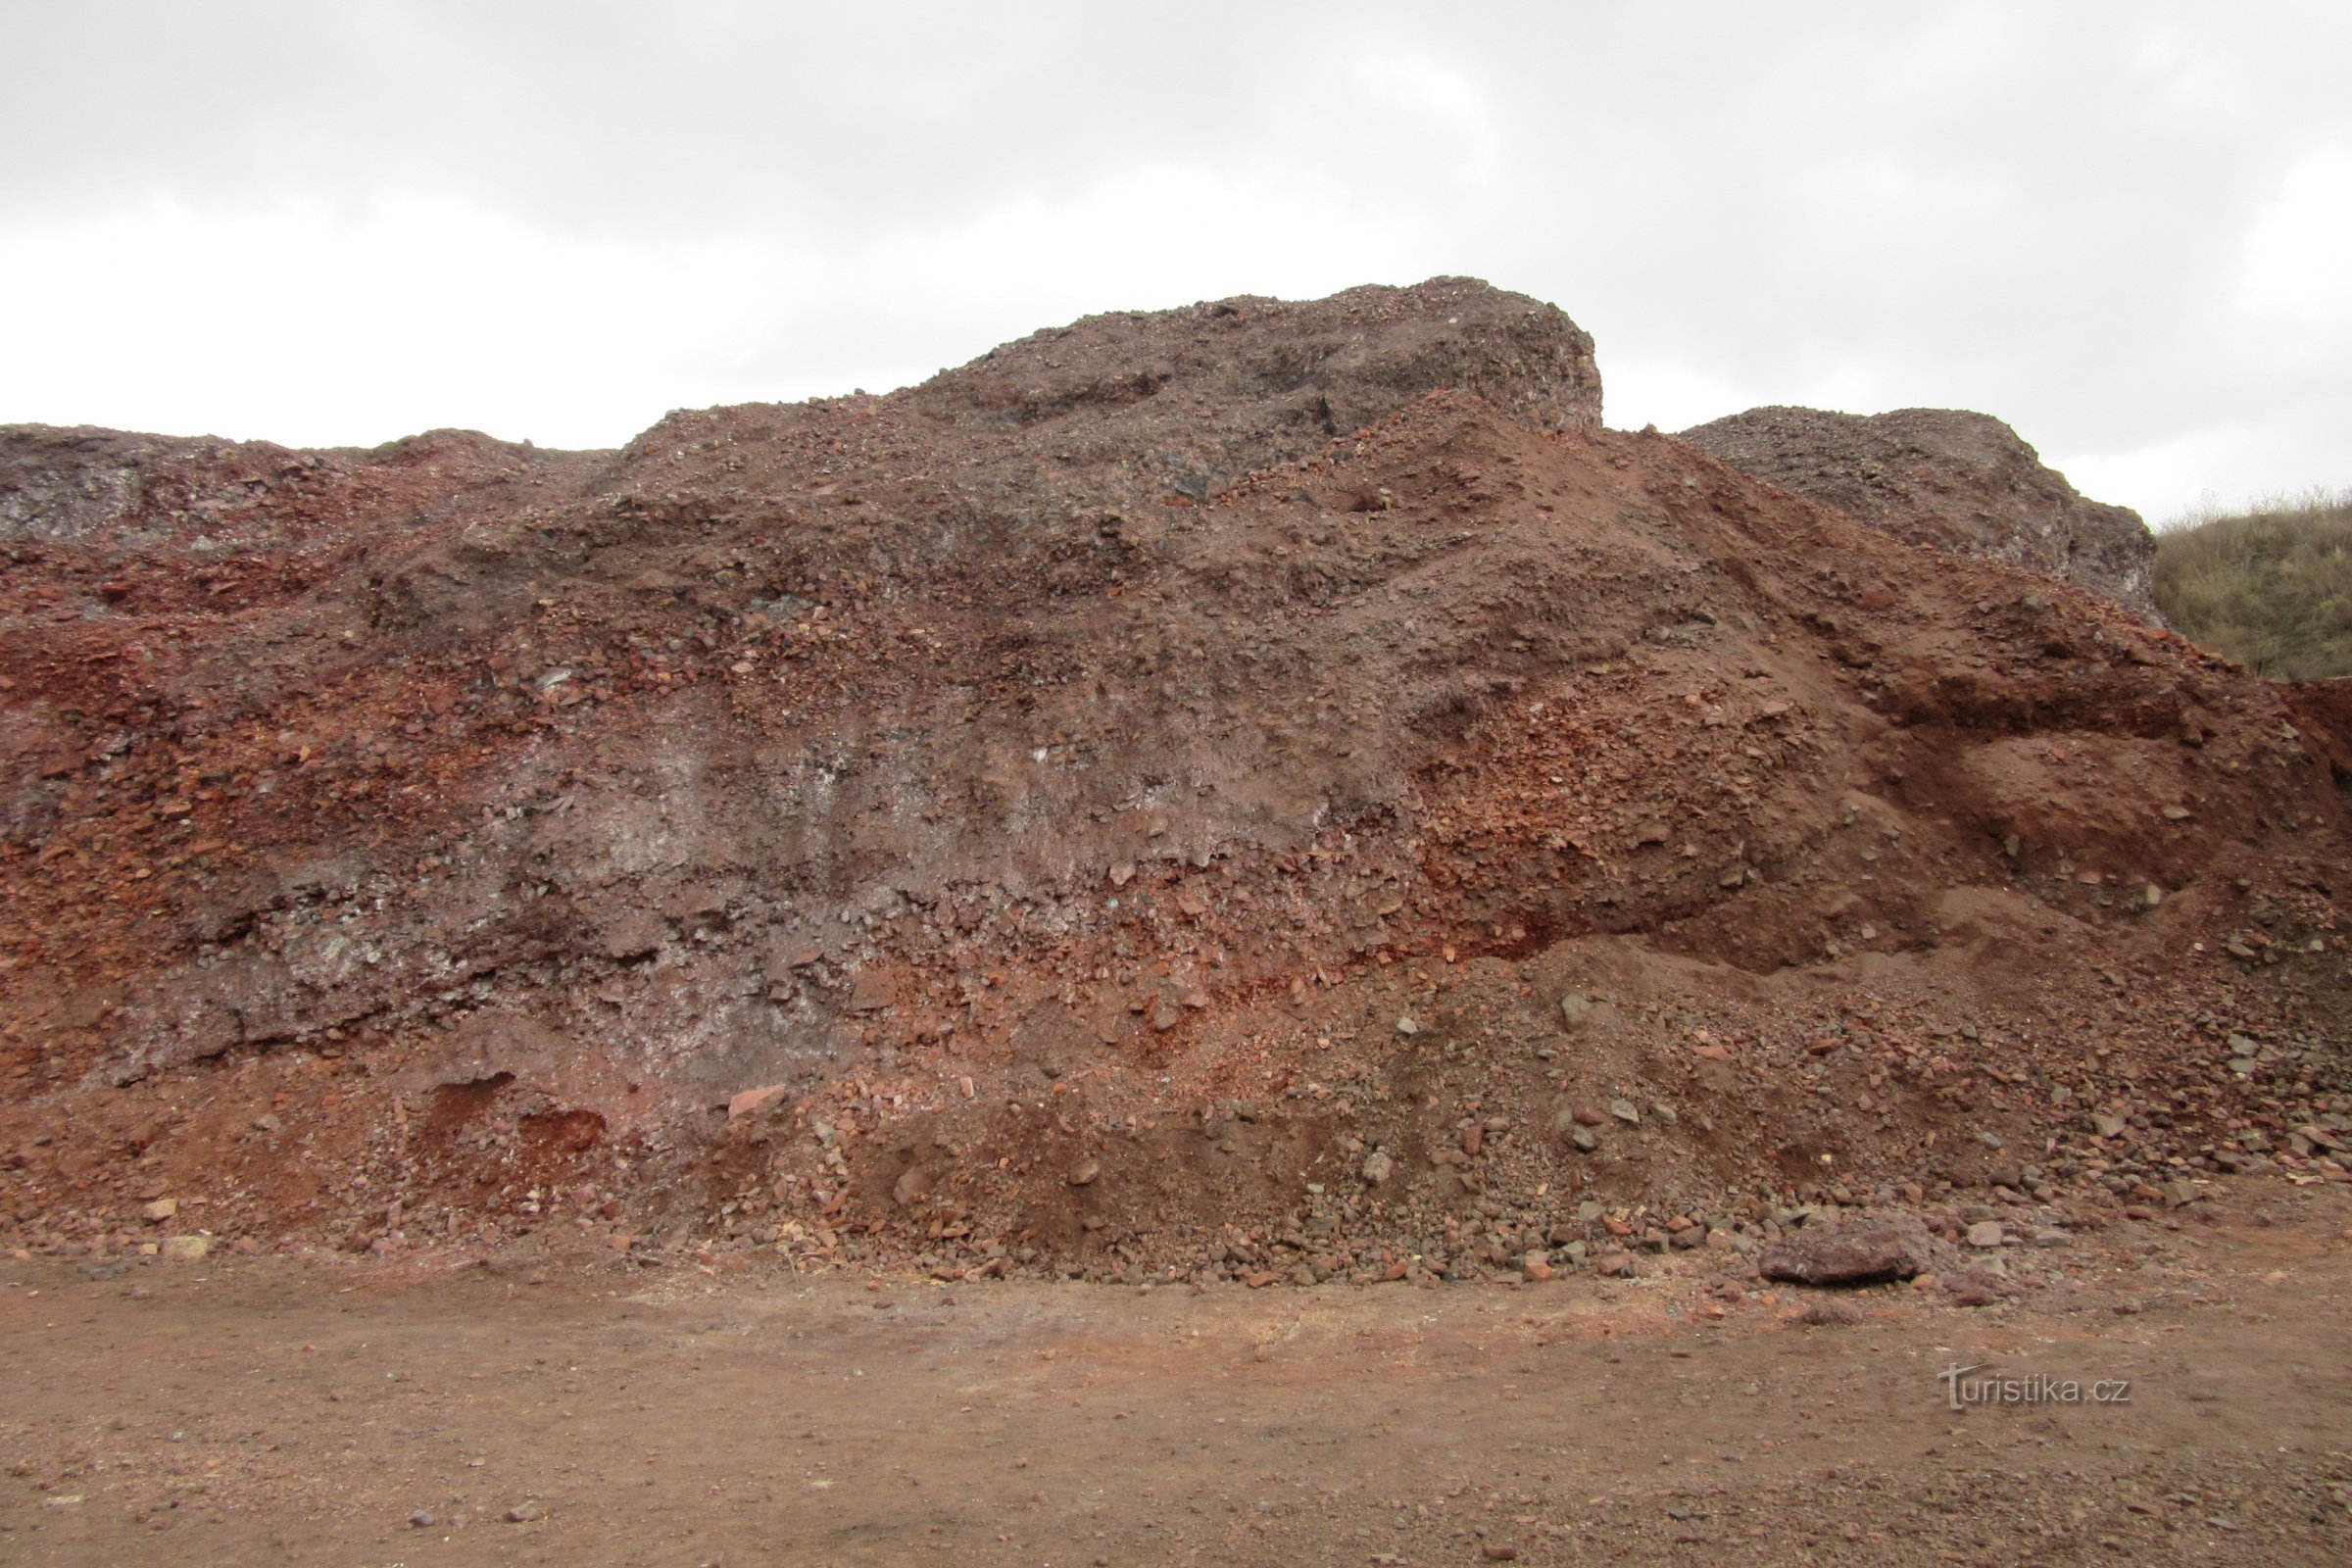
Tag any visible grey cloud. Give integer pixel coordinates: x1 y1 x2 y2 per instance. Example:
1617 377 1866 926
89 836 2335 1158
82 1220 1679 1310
2 1 2346 513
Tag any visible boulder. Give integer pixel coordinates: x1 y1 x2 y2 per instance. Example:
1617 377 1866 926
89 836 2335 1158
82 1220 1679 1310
1759 1214 1943 1286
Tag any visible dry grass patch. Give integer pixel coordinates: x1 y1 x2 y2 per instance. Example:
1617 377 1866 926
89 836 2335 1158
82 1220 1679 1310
2155 488 2352 681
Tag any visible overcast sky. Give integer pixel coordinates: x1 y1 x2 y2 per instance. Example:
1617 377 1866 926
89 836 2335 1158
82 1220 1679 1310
3 2 2345 521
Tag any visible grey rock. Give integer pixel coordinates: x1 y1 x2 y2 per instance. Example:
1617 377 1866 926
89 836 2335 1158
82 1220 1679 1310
1676 405 2160 620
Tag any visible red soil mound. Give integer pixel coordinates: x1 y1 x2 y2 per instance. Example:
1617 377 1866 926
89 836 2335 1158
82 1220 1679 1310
2 280 2345 1286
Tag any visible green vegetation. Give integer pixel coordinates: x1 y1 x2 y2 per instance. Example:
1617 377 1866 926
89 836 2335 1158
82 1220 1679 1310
2155 488 2352 682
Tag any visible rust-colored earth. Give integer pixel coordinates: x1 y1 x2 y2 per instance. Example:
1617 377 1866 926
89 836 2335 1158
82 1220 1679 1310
2 1181 2348 1564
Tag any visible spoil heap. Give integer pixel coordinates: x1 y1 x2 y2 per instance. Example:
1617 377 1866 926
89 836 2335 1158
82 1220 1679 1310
2 280 2345 1287
1678 405 2162 621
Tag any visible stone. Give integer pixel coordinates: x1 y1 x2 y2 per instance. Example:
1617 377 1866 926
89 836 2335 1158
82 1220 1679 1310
1558 994 1591 1030
892 1167 933 1208
141 1198 177 1223
727 1084 789 1121
504 1503 544 1524
1944 1263 2018 1307
1757 1215 1939 1286
1068 1158 1101 1187
1594 1250 1635 1278
160 1236 211 1262
2091 1112 2127 1138
1360 1150 1395 1187
1965 1220 2005 1249
1570 1127 1597 1153
409 1511 436 1529
1608 1099 1641 1125
1395 1015 1418 1036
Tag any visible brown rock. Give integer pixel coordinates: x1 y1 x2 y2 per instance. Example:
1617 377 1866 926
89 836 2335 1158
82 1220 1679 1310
1759 1216 1940 1286
892 1167 934 1208
1944 1264 2019 1307
727 1084 789 1121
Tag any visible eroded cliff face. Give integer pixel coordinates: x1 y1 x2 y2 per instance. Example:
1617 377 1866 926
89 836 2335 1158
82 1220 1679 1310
1676 405 2161 622
1 280 2343 1284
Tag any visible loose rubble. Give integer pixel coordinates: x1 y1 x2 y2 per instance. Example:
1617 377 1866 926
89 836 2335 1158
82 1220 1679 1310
0 278 2346 1293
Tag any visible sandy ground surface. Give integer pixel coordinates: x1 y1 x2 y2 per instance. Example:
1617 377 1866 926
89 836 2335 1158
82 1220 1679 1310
5 1181 2349 1568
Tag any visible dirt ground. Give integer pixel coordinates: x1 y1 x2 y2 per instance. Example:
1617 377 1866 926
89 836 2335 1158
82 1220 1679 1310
4 1176 2347 1568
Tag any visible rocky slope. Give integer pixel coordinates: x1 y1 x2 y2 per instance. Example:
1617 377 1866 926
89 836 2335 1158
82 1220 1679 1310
1676 405 2162 621
2 279 2345 1289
